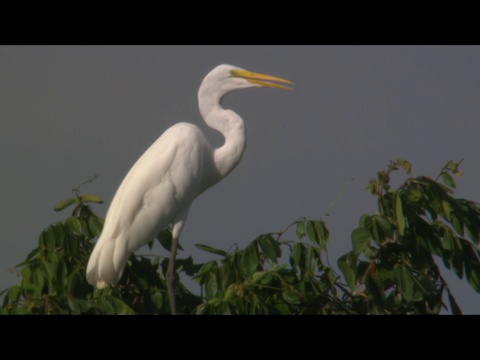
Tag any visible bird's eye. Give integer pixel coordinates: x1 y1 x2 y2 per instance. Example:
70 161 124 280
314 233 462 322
229 69 241 78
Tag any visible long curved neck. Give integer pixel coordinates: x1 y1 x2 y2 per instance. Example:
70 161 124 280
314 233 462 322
198 91 246 179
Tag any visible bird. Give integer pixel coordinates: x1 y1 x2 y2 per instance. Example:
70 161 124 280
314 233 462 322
86 64 293 314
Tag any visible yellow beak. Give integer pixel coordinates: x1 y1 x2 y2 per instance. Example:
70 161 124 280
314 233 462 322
230 69 294 90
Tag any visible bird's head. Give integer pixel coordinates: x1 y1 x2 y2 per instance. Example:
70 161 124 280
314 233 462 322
200 64 294 98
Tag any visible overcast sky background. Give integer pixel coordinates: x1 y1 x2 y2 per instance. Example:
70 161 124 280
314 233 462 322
1 46 479 313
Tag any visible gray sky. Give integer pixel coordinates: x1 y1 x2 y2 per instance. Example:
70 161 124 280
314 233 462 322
1 46 480 313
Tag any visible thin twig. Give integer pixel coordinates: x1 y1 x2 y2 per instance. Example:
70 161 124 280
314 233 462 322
277 217 306 242
322 178 354 218
72 173 101 197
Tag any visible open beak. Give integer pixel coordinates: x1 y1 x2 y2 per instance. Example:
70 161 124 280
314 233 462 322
230 68 294 90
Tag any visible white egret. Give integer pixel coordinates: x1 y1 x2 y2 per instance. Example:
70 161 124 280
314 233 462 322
86 64 293 314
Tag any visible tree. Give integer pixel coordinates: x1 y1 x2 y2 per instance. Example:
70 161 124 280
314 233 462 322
1 159 479 314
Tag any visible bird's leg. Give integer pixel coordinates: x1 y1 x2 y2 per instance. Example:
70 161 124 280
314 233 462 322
166 235 179 315
167 215 187 315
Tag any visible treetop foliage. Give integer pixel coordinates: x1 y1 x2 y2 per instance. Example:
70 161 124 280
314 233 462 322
2 159 479 314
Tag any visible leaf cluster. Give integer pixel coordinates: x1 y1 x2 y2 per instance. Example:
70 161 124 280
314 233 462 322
2 160 479 314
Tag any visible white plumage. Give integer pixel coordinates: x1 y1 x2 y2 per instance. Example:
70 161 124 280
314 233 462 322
86 64 293 313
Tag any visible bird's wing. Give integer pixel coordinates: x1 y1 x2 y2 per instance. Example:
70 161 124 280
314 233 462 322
108 123 209 247
87 123 210 288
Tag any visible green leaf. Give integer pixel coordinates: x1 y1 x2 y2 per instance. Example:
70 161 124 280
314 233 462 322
224 284 236 301
68 235 80 258
372 222 381 245
205 298 223 308
326 268 336 286
55 260 68 291
337 251 357 291
54 223 65 247
258 236 280 263
461 201 480 245
176 256 200 276
305 220 329 249
442 173 456 188
305 246 318 275
446 160 464 177
147 240 154 251
380 197 393 218
88 215 104 237
43 226 56 250
398 159 412 174
376 267 394 285
195 244 227 257
93 287 110 299
351 227 370 255
451 236 464 278
96 297 116 315
359 214 373 228
76 299 93 313
443 228 455 251
291 243 304 274
157 229 183 252
274 302 291 315
375 216 394 239
242 243 259 276
7 286 21 303
79 194 104 204
194 261 216 281
68 297 81 314
445 288 462 315
462 241 480 292
15 248 39 268
21 266 32 287
109 298 135 315
451 213 464 237
54 198 78 212
157 229 172 251
367 179 380 196
296 221 306 239
66 269 79 295
441 200 454 220
393 265 414 302
282 290 301 305
395 193 406 236
260 273 273 285
0 285 10 300
33 269 45 293
306 221 319 245
408 188 423 202
205 272 218 300
316 221 329 250
365 272 386 309
65 216 82 235
150 290 163 310
40 258 54 283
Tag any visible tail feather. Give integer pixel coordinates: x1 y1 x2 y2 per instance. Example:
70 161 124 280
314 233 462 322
86 234 129 289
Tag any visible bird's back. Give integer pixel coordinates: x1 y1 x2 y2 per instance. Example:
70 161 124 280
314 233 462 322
86 122 219 288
